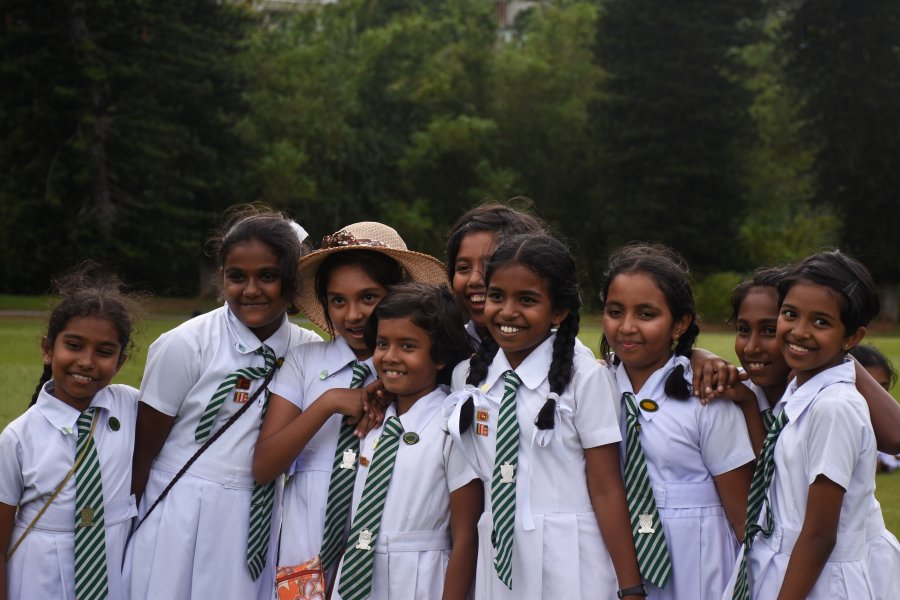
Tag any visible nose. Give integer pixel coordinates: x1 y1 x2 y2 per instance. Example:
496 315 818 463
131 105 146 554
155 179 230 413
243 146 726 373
468 263 486 289
746 331 762 354
621 312 639 333
498 298 518 320
382 343 400 363
347 300 365 323
244 277 260 297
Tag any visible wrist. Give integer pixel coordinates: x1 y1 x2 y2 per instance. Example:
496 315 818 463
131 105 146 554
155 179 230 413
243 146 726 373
617 583 647 598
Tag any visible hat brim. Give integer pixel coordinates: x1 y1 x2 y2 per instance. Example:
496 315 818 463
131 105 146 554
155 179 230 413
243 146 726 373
294 245 449 333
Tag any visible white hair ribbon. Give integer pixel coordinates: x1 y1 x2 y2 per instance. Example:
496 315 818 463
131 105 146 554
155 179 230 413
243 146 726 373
289 220 309 243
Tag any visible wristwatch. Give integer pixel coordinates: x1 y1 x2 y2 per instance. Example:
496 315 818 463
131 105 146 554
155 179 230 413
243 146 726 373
617 583 648 598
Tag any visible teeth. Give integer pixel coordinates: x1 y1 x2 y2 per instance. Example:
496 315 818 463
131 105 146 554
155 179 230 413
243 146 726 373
747 362 766 370
384 369 404 376
469 294 486 303
788 343 809 354
499 325 521 334
71 374 92 383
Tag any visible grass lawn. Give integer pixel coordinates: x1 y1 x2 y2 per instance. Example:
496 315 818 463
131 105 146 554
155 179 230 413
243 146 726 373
1 310 898 534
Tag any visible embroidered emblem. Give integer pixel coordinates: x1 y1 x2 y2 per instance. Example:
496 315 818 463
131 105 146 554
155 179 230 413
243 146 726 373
639 399 659 412
638 513 655 534
402 432 419 445
108 416 120 431
77 507 95 528
340 449 357 470
476 423 489 437
356 528 374 551
476 409 489 422
360 456 370 467
500 462 516 484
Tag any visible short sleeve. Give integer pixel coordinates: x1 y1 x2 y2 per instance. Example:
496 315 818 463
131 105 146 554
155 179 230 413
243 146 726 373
450 360 472 392
444 434 480 493
805 394 868 489
573 359 623 449
268 344 309 409
0 428 24 506
139 330 201 417
698 398 755 476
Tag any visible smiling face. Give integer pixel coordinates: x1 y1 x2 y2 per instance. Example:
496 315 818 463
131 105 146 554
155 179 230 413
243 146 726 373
777 280 865 386
326 263 389 359
603 272 690 393
374 317 441 409
734 286 791 402
485 263 567 369
42 316 124 410
223 239 289 341
451 231 496 335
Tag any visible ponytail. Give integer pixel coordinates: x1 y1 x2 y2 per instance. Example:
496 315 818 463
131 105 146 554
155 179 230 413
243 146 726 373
535 311 580 430
663 319 699 400
30 364 52 407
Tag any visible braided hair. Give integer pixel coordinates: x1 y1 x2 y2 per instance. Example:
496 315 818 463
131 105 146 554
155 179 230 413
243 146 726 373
465 234 581 430
599 243 699 400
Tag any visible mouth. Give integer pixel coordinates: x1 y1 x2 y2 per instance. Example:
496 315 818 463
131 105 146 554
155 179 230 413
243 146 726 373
467 294 485 309
786 342 812 355
69 372 95 383
496 324 523 335
744 361 770 372
382 369 405 377
241 302 269 309
616 339 640 350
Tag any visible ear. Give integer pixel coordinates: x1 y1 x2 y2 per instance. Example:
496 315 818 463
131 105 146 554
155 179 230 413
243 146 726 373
672 314 692 340
435 361 447 372
552 308 571 328
41 336 52 365
842 326 866 352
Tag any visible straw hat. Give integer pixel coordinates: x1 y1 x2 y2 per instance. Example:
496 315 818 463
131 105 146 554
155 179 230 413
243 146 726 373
295 222 448 332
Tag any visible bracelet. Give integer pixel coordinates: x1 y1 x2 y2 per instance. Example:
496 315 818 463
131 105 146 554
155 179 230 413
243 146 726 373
617 584 648 598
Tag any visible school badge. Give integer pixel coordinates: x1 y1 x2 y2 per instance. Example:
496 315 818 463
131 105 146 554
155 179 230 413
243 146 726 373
233 377 251 403
356 528 374 551
77 507 95 528
638 513 656 534
340 448 357 470
500 462 516 484
476 409 489 422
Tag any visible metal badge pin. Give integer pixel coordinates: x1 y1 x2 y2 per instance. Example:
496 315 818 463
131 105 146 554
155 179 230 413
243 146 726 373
402 432 419 445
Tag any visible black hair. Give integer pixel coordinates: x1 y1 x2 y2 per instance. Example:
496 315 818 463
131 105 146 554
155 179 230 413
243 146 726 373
465 234 581 430
598 243 699 400
728 265 789 326
849 344 898 390
31 262 141 406
777 250 880 334
207 203 312 315
364 282 476 386
445 201 546 280
315 250 406 336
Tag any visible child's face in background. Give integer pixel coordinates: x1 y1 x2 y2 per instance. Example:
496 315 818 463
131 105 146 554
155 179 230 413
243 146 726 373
735 286 791 393
42 316 123 410
374 317 441 407
863 365 891 391
777 280 864 386
326 263 388 359
452 231 496 334
223 239 289 341
485 263 567 369
603 272 689 393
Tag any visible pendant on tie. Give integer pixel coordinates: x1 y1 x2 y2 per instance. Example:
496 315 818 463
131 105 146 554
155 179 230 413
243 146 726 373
638 513 655 534
500 462 516 484
356 528 374 551
77 507 95 528
340 449 357 470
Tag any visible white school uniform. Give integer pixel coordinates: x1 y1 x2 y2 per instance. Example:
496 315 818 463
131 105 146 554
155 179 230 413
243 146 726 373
739 360 881 599
331 387 479 599
0 383 138 600
613 355 754 600
267 336 376 568
464 319 597 359
446 334 622 600
127 305 320 600
745 372 900 600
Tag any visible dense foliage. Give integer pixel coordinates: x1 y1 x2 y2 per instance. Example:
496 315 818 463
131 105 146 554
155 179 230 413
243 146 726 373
2 0 897 301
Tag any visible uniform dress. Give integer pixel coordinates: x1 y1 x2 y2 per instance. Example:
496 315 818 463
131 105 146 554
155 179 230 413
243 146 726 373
446 334 622 600
612 355 754 600
745 373 900 600
739 360 882 599
266 336 375 568
330 387 479 599
0 383 138 600
127 305 320 600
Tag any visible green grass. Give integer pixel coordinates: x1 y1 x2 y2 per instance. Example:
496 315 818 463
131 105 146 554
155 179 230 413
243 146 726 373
1 312 897 535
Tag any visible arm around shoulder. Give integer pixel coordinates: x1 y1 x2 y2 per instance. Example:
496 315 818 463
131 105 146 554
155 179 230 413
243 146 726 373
854 359 900 453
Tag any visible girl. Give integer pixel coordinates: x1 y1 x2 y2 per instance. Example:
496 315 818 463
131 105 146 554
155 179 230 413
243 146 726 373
128 205 321 600
446 203 544 344
252 222 448 583
0 266 140 600
599 243 755 600
849 345 900 474
719 259 899 600
446 234 644 600
329 282 481 600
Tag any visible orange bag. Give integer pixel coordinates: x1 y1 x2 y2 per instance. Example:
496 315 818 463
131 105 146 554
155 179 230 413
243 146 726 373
275 555 326 600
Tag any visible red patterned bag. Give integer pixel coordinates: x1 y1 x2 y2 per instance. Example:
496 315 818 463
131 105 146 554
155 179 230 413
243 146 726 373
275 555 326 600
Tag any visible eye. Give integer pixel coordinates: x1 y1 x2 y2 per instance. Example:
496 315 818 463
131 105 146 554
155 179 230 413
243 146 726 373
260 271 280 282
97 347 117 358
604 307 622 318
781 308 796 319
401 342 417 351
813 317 831 327
519 295 537 305
762 326 777 336
329 295 345 306
225 270 245 283
487 291 503 302
363 292 383 304
455 263 470 274
65 341 82 351
638 310 657 320
736 325 750 335
375 339 388 349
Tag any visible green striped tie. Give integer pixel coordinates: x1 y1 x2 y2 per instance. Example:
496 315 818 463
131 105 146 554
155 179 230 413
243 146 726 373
247 355 278 581
319 361 371 572
732 409 789 600
491 370 521 589
622 392 672 588
74 408 108 600
337 416 404 600
195 345 276 442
